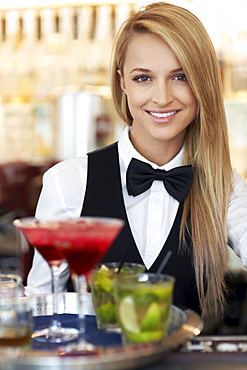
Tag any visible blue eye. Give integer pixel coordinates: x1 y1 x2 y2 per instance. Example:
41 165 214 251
133 75 151 82
174 73 187 81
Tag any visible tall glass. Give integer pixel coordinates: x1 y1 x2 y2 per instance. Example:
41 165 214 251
13 217 124 346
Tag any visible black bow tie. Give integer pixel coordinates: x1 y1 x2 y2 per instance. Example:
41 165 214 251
126 158 194 202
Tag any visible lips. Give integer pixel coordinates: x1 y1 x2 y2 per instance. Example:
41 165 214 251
148 110 178 118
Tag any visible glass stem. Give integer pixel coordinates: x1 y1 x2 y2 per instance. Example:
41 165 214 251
50 265 61 329
72 274 87 337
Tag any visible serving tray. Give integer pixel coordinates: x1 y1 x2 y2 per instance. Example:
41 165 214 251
0 293 203 370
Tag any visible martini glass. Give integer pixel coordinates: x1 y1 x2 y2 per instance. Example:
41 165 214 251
13 216 124 346
50 217 124 343
13 217 80 344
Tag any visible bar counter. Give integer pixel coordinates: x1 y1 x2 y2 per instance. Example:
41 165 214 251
142 335 247 370
1 332 247 369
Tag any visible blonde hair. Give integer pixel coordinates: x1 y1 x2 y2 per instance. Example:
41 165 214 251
111 2 232 317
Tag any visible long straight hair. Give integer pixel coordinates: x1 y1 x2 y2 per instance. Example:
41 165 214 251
111 2 232 317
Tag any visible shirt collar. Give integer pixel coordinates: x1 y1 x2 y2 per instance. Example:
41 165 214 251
118 126 185 172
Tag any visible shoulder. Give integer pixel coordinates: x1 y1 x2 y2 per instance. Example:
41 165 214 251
44 156 88 182
42 156 88 205
36 156 88 219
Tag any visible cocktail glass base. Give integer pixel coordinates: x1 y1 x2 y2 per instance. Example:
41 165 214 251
32 327 79 344
58 339 99 356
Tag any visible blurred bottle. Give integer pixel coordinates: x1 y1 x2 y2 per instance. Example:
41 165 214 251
35 8 71 98
56 6 83 91
69 6 93 89
0 12 34 103
0 11 37 163
81 5 115 87
82 5 116 147
0 9 60 163
31 9 59 160
115 3 132 33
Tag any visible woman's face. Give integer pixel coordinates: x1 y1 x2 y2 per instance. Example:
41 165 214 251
119 32 197 160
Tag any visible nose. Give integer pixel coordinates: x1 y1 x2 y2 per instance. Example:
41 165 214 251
152 80 173 106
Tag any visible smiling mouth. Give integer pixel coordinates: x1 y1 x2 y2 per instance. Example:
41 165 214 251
148 110 178 118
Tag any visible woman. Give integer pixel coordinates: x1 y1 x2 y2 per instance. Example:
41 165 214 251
26 2 247 318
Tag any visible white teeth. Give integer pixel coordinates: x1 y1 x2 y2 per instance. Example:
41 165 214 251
150 111 177 118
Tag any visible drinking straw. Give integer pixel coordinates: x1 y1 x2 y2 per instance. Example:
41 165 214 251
152 250 172 283
117 249 128 274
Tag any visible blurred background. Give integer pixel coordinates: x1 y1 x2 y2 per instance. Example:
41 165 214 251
0 0 246 334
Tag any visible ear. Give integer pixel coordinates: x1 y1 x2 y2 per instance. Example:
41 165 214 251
117 69 126 92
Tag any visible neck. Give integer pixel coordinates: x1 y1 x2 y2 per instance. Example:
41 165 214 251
129 129 184 166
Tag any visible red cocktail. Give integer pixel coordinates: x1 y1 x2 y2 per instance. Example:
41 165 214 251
19 226 64 268
13 217 124 346
13 217 79 344
48 217 125 346
56 219 124 277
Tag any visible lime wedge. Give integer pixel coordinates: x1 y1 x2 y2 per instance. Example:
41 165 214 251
140 302 161 331
98 264 110 273
93 268 113 293
126 330 164 343
119 296 140 333
96 302 117 323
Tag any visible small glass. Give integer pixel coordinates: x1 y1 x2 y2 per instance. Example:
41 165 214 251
90 262 145 331
0 274 23 298
0 296 33 346
113 273 175 344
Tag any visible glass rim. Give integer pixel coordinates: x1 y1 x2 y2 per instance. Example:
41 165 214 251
113 272 175 285
13 216 124 229
93 261 145 270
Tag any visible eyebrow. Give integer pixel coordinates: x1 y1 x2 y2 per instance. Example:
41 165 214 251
129 67 184 74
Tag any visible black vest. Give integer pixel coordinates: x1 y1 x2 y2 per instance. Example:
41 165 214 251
81 143 201 314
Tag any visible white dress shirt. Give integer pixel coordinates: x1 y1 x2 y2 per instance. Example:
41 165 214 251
25 126 247 295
